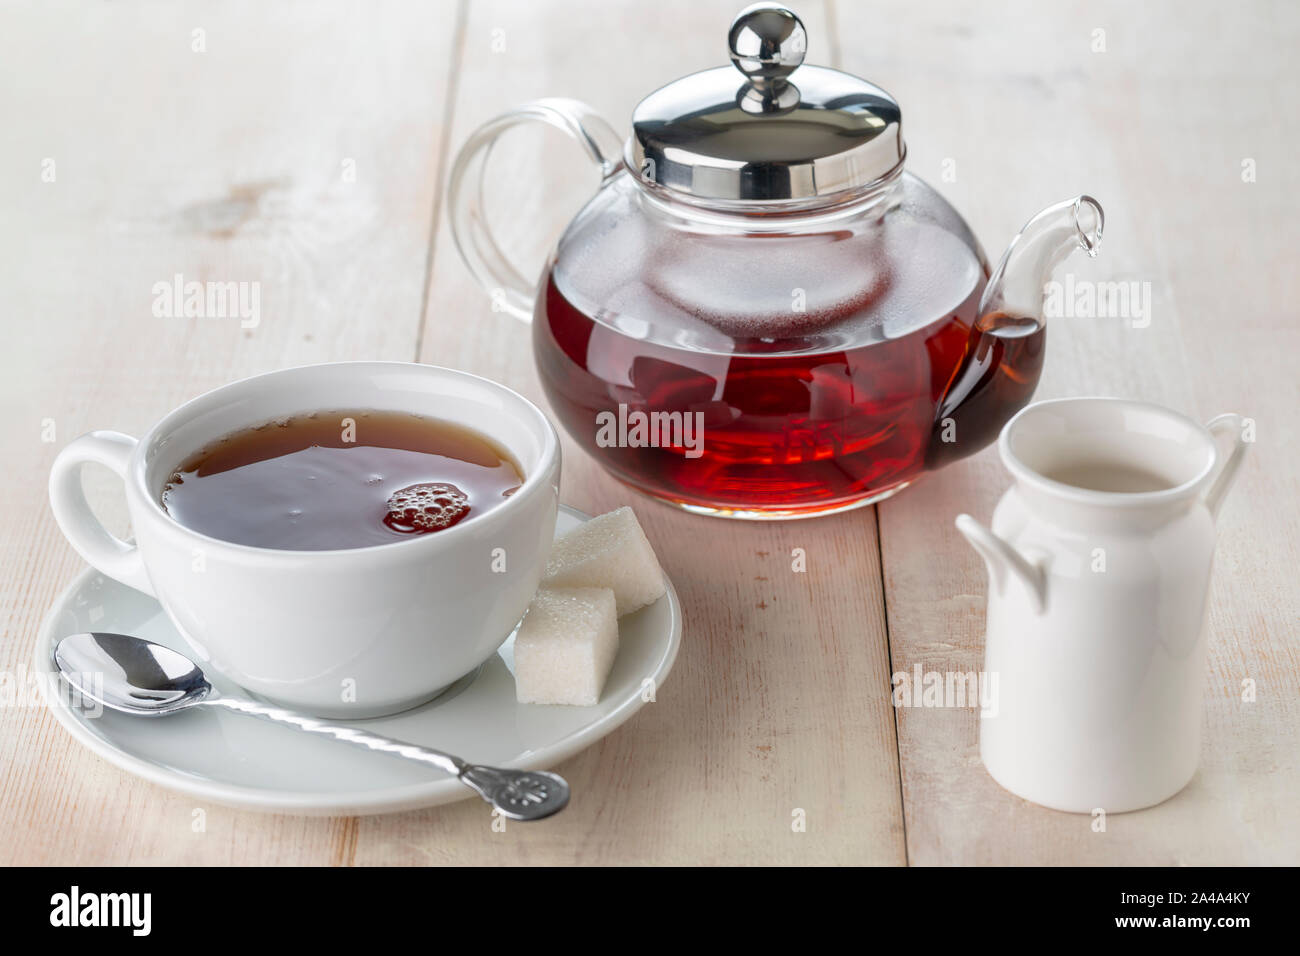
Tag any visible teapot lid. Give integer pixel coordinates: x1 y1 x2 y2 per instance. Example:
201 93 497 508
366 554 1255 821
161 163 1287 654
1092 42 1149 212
627 3 905 202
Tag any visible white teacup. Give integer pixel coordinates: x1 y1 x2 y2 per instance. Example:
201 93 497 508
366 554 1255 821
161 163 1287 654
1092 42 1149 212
48 362 560 718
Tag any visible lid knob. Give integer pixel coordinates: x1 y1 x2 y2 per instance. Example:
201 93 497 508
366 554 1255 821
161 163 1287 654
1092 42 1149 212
628 2 905 201
727 3 806 90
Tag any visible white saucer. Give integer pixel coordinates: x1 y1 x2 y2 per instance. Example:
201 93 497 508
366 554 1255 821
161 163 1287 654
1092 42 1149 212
35 505 681 815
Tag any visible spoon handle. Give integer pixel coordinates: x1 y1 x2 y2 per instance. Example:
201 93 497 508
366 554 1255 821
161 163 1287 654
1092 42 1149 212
202 696 570 820
204 695 465 774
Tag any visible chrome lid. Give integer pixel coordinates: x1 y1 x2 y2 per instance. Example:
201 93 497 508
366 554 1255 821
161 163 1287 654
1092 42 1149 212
627 3 905 202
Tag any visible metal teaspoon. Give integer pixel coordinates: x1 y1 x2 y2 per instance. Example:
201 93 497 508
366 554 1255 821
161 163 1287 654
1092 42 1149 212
52 631 569 821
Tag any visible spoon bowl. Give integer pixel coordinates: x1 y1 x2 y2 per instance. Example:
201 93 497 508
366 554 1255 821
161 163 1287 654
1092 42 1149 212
54 632 212 716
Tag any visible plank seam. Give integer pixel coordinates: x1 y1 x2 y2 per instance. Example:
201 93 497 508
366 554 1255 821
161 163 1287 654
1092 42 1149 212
414 0 472 362
874 502 910 866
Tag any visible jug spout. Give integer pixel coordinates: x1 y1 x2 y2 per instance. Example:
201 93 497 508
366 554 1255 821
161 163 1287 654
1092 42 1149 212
928 196 1104 468
955 515 1046 613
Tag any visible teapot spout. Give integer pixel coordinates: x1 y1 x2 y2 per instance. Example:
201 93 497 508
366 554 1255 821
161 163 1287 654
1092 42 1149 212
927 196 1104 467
977 195 1104 325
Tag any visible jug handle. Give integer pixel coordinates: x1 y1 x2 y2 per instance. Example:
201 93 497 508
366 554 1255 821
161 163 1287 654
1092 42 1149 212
1203 413 1250 519
446 98 625 322
955 514 1046 613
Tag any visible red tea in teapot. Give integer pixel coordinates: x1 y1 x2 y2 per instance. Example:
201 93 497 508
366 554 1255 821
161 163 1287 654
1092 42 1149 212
536 260 1044 517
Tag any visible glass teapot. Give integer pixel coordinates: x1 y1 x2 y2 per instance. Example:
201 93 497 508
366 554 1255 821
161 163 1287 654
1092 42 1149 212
448 3 1103 519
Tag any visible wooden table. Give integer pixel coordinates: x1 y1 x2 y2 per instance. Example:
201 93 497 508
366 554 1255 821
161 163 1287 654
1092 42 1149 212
2 0 1296 866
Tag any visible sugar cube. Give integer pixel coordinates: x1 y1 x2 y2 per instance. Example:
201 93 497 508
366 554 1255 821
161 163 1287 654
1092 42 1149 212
514 587 619 706
543 506 666 616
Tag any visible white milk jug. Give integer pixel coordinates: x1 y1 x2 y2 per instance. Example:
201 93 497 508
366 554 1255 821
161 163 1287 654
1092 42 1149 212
956 397 1249 813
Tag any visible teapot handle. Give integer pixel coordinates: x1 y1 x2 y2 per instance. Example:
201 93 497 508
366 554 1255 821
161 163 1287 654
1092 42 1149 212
446 98 624 322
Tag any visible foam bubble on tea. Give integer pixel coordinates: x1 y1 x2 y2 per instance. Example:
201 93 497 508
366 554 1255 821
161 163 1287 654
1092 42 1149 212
384 482 470 533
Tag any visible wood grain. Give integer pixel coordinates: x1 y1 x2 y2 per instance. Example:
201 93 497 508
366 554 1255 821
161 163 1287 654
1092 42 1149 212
1 0 1295 865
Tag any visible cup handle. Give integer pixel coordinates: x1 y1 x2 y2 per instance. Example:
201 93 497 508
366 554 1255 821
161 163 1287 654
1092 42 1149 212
1203 413 1250 520
48 431 155 596
447 98 624 322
